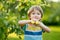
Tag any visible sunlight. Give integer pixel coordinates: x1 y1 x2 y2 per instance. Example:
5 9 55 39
52 0 59 2
47 0 60 2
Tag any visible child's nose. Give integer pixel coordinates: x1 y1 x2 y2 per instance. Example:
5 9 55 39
35 15 38 17
34 14 38 16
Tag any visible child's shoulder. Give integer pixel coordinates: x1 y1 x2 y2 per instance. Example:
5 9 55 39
21 24 28 31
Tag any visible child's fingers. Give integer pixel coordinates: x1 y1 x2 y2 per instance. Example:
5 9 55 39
31 20 35 24
35 21 40 24
31 20 40 25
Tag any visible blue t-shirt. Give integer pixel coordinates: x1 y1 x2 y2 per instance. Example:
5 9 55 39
22 24 44 40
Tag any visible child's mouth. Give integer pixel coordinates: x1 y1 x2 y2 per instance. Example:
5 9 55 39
33 18 38 21
34 17 39 19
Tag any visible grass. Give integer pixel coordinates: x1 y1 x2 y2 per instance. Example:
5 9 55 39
43 26 60 40
8 26 60 40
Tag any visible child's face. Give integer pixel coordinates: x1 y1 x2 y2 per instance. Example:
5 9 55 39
30 9 41 21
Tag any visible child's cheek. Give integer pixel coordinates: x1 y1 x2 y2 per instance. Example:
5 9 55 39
39 15 41 18
31 15 35 19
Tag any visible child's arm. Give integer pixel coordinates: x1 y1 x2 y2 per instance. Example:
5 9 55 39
18 20 31 26
38 22 51 33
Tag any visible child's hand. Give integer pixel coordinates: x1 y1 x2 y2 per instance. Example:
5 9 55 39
31 20 40 25
35 21 40 24
31 20 35 24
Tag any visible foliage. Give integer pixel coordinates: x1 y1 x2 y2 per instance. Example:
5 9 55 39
42 2 60 25
0 0 46 40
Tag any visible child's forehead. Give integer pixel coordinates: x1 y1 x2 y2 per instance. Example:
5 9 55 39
31 9 40 13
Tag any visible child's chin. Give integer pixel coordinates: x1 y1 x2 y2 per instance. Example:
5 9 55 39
33 19 39 21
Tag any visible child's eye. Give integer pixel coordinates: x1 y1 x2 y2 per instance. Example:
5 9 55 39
32 13 35 15
37 13 40 15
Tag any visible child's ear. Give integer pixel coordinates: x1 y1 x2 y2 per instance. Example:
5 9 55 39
40 18 42 21
29 16 31 19
29 16 31 18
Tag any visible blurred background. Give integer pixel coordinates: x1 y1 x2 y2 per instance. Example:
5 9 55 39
0 0 60 40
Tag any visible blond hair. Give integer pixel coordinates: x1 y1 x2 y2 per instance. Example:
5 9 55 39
27 5 43 18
